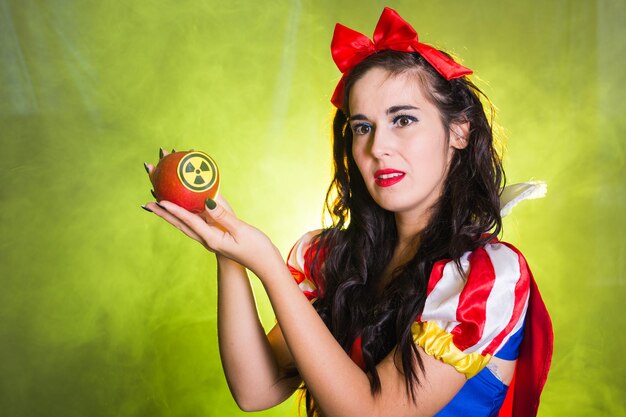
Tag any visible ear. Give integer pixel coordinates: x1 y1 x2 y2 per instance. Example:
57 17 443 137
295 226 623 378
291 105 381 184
449 121 470 150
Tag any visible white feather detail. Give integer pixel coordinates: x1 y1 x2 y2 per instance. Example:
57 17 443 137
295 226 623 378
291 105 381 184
500 181 547 217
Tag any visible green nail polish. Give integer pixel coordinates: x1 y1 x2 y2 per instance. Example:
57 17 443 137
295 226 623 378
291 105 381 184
143 162 150 174
141 204 153 213
159 148 164 159
205 198 216 210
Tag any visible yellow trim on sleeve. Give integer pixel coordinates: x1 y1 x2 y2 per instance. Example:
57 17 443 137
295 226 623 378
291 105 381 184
411 321 491 379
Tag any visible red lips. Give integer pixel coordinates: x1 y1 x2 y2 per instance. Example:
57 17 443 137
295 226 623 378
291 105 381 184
374 168 405 187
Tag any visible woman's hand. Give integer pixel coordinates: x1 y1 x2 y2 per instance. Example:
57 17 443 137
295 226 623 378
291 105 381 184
142 149 283 277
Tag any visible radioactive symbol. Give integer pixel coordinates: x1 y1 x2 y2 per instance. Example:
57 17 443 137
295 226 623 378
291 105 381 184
177 152 218 192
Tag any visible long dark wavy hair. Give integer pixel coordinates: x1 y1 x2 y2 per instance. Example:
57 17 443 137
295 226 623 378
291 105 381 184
299 50 505 416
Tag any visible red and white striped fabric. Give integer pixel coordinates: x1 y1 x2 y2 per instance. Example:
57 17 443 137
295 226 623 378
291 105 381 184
412 240 530 379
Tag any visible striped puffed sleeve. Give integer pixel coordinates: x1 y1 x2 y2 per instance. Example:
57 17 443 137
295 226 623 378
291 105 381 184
286 230 323 302
412 240 531 379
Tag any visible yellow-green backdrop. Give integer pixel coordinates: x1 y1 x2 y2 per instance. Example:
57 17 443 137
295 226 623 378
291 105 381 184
1 0 624 416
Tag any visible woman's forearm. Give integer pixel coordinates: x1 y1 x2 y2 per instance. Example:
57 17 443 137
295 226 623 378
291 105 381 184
216 255 297 411
256 256 377 417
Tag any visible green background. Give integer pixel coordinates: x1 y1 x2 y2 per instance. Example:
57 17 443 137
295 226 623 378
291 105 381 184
1 0 624 415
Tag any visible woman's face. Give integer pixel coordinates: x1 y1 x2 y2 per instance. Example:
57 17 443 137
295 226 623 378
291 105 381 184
348 67 467 222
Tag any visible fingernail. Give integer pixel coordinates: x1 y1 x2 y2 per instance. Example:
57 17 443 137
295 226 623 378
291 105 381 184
155 202 166 210
205 198 216 210
141 204 153 213
171 148 176 153
143 162 150 174
151 189 157 199
159 148 164 159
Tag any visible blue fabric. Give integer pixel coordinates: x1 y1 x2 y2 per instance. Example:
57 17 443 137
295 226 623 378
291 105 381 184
435 366 508 417
434 323 525 416
495 324 525 360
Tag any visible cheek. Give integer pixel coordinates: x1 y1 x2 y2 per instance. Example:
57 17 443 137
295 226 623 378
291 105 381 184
351 144 368 172
409 141 449 178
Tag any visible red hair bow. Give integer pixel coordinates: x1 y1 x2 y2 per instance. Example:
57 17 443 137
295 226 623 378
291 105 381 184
330 7 473 108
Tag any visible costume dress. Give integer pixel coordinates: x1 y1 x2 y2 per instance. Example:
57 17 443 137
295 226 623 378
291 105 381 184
287 228 552 417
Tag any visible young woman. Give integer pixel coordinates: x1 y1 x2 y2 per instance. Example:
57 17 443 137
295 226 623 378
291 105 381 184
142 8 552 417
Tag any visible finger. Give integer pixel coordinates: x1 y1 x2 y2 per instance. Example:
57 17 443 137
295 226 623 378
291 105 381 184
158 200 214 233
159 147 172 159
198 209 228 234
146 202 201 238
159 200 230 249
144 202 209 249
144 162 156 184
214 194 234 213
203 198 241 237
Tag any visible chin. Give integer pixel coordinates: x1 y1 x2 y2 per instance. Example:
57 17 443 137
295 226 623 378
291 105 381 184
373 198 414 213
372 194 436 218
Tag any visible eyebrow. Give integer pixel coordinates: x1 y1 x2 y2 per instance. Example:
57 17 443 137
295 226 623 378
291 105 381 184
349 105 420 122
387 105 419 114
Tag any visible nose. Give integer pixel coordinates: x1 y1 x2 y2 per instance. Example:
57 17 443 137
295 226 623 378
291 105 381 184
369 126 392 158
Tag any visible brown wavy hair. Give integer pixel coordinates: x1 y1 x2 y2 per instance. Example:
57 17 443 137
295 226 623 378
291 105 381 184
299 50 505 416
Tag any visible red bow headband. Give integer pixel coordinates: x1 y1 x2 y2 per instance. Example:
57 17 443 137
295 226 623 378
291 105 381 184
330 7 473 108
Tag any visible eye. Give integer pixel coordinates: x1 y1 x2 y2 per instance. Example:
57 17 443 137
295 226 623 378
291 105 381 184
351 123 372 135
393 115 417 128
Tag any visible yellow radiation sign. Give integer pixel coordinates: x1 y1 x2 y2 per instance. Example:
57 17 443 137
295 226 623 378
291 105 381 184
177 152 218 192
